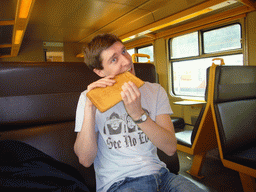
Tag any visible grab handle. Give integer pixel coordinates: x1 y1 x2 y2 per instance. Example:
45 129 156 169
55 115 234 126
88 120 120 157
132 53 150 63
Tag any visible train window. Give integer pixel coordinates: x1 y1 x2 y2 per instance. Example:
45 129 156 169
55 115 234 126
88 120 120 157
127 45 154 63
45 51 64 62
169 23 243 97
127 49 135 57
171 32 199 59
203 24 241 53
171 54 243 96
138 45 154 62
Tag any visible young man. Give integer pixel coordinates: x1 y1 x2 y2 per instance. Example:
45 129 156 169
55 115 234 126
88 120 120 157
74 34 204 192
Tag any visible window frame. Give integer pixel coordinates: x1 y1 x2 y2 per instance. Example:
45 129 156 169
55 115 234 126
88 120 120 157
169 22 243 98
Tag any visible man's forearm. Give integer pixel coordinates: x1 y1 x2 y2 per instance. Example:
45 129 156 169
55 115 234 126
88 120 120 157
74 102 98 167
137 114 177 156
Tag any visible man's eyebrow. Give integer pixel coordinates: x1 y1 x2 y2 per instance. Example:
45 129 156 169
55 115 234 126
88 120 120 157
106 45 126 63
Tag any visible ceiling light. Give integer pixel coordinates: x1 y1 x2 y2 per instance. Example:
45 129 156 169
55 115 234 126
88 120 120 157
121 8 212 42
121 1 238 42
14 30 24 44
150 8 212 31
19 0 33 18
122 37 132 43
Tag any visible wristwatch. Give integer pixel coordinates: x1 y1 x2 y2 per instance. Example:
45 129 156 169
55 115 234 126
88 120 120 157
133 111 148 124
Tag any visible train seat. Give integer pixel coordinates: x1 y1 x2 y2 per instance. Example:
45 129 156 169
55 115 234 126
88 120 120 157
0 62 180 191
175 105 205 147
171 117 185 131
174 65 218 179
212 65 256 192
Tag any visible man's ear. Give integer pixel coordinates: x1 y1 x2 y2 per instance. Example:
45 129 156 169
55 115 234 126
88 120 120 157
93 68 106 77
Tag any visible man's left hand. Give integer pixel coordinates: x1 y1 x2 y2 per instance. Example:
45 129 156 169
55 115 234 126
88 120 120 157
121 81 144 121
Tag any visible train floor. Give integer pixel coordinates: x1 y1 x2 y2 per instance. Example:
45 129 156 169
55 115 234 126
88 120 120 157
177 148 245 192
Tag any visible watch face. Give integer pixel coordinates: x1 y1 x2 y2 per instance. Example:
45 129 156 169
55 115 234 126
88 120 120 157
141 114 147 121
134 112 148 124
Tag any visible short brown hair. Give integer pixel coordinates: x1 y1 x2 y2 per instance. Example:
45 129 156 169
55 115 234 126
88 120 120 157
83 33 122 70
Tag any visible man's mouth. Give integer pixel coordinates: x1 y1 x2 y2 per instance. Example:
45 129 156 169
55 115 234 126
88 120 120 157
127 67 132 72
118 67 132 75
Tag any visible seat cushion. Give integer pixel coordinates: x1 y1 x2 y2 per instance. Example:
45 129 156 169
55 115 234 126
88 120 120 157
175 130 192 148
157 150 180 175
225 145 256 169
0 140 90 192
0 121 96 191
215 99 256 155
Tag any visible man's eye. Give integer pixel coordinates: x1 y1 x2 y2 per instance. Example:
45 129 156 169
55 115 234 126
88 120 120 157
112 58 117 62
122 49 126 54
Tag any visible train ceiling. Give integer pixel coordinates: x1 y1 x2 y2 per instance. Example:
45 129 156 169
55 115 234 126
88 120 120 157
0 0 255 58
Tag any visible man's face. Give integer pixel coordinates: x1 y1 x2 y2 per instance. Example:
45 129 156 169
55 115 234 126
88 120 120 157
95 41 135 77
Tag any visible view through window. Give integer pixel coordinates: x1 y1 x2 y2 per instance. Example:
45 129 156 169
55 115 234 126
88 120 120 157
138 45 154 63
170 24 243 97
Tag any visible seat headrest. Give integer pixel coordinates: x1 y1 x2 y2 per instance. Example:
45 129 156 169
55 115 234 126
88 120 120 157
134 63 157 83
213 66 256 103
0 62 100 97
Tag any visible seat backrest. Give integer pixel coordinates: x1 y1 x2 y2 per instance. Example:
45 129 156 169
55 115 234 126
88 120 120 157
134 63 157 83
190 67 210 144
0 62 100 128
0 62 156 129
213 66 256 155
190 104 206 144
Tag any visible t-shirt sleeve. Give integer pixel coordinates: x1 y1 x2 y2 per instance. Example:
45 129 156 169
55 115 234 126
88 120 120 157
74 92 86 132
156 85 173 116
75 91 99 133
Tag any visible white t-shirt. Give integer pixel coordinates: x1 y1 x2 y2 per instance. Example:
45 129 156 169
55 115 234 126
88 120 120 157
75 82 173 192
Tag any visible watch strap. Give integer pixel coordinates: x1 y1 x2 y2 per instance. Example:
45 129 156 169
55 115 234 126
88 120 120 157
133 111 148 124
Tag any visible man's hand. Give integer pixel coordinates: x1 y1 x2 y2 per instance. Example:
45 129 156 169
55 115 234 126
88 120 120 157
87 75 116 92
121 81 144 121
86 75 116 107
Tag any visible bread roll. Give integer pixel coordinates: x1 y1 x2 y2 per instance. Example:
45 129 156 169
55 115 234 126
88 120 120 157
86 72 144 112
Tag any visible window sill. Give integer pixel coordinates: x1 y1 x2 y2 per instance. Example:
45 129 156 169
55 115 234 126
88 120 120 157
170 94 206 102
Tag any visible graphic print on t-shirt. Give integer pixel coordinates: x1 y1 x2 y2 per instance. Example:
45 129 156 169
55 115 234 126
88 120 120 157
103 112 125 135
103 109 150 149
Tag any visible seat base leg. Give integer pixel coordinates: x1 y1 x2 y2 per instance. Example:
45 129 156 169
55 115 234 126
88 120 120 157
187 152 206 179
239 172 256 192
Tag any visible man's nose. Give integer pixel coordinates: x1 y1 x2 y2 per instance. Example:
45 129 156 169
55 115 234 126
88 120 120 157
121 54 131 65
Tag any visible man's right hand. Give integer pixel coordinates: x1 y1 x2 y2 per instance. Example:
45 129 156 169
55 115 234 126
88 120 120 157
86 75 116 107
